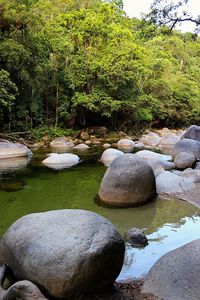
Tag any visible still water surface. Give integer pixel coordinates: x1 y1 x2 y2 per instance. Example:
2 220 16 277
0 148 200 279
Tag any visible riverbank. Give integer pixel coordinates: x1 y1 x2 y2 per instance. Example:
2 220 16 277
81 279 158 300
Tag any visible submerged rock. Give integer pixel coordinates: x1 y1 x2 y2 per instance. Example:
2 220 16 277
0 209 125 299
0 142 32 159
42 153 79 170
142 239 200 300
124 228 148 248
99 154 156 207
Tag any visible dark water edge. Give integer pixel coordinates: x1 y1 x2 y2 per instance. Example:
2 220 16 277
0 147 200 279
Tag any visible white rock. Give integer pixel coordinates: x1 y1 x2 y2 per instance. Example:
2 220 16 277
42 153 80 170
73 144 89 150
100 148 124 167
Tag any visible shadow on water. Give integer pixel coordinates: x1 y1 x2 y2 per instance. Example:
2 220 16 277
0 148 200 279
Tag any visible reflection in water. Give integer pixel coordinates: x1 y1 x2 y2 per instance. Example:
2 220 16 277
0 156 31 174
0 148 200 280
118 215 200 280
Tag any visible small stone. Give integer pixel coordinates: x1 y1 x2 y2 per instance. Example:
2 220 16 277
124 228 148 247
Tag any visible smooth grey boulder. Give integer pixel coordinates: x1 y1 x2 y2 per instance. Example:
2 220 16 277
99 154 156 207
50 138 74 149
142 239 200 300
172 138 200 159
0 209 125 299
174 151 196 169
0 142 32 159
156 170 195 195
117 139 135 150
135 150 174 176
42 153 79 170
135 150 171 162
181 125 200 142
100 148 124 167
124 228 148 248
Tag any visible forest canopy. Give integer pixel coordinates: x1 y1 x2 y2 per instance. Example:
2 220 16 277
0 0 200 131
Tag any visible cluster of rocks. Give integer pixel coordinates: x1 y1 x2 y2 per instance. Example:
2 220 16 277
99 125 200 208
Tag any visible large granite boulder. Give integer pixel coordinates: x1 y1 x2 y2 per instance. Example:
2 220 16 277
0 210 125 299
100 148 124 167
181 125 200 142
142 239 200 300
172 138 200 159
174 151 196 169
42 153 79 170
0 142 32 159
50 138 74 149
98 154 156 207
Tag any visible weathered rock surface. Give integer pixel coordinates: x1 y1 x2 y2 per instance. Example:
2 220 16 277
124 228 148 248
181 125 200 142
172 138 200 159
100 148 124 167
0 209 125 299
50 138 74 149
42 153 79 170
174 151 196 169
117 139 135 150
99 154 156 207
0 142 32 159
142 239 200 300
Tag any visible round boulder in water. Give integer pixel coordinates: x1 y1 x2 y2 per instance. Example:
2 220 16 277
0 142 32 159
117 139 135 150
73 143 89 150
0 209 125 299
98 154 156 207
42 153 79 170
50 138 74 149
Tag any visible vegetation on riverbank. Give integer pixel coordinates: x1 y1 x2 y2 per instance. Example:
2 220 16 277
0 0 200 132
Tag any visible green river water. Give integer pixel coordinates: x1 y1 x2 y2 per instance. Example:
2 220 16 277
0 147 200 279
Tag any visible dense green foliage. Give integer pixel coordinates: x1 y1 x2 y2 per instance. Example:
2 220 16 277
0 0 200 131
